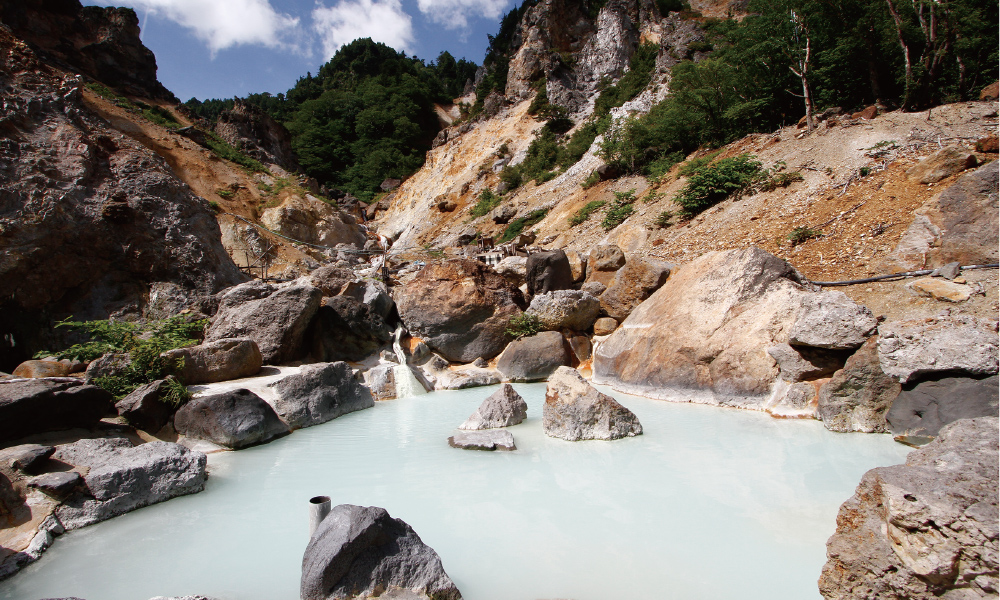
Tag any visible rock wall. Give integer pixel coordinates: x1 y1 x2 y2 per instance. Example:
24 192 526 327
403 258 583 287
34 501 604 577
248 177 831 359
214 99 299 172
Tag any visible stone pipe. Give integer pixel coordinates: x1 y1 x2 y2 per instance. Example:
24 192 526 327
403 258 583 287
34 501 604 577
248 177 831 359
308 495 331 537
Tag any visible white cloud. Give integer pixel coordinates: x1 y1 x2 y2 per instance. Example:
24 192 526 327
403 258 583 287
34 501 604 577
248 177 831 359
93 0 301 53
415 0 509 30
312 0 415 59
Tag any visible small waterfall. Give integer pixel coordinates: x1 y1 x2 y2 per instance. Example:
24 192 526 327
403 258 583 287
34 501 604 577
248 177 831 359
392 326 426 399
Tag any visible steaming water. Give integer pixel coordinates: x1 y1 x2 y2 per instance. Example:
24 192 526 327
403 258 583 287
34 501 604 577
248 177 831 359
0 383 910 600
393 364 426 399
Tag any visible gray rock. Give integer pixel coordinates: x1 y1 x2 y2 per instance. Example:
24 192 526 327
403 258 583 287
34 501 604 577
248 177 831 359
160 338 263 385
205 282 323 364
543 367 642 441
767 343 848 382
84 352 131 383
581 281 607 297
301 504 462 600
364 364 396 400
270 362 374 430
525 290 600 331
54 439 207 530
493 256 528 285
434 368 501 390
496 331 571 382
26 471 82 497
309 266 355 296
588 245 626 272
788 291 877 349
526 250 575 297
448 430 516 451
459 384 528 430
0 379 113 444
115 378 178 433
307 295 393 363
472 357 487 368
593 317 618 336
886 374 999 436
817 337 900 433
174 389 290 449
339 280 395 321
931 261 961 280
877 316 999 383
598 257 672 322
818 417 999 600
3 444 55 474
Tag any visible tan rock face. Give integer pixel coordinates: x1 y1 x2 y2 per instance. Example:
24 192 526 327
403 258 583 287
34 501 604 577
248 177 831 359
905 145 978 184
260 194 366 248
593 248 813 407
817 337 900 433
11 360 72 379
908 278 972 302
598 256 672 321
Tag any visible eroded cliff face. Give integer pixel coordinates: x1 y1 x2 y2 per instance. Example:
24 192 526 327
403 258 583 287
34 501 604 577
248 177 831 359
0 25 244 369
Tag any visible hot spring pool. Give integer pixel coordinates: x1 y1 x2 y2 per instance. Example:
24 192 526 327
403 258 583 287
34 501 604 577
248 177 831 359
0 383 910 600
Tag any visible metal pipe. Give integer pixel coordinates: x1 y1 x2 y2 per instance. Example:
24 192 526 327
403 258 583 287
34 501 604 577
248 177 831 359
308 495 331 537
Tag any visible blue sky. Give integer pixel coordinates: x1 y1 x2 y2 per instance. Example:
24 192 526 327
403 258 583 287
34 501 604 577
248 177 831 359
82 0 515 102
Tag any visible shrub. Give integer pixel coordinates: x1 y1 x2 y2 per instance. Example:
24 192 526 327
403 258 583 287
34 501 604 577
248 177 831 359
216 189 234 199
858 166 871 177
568 200 607 227
642 189 664 203
646 151 684 182
602 189 635 230
787 226 823 246
582 170 601 189
677 149 724 177
208 200 222 212
674 154 762 217
471 189 502 217
654 210 674 227
760 170 804 191
505 313 542 340
499 208 548 243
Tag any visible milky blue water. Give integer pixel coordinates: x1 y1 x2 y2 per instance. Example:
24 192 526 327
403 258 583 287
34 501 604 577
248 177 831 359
0 383 910 600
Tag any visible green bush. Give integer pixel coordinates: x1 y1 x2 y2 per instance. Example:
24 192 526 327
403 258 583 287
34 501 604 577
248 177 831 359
646 151 685 181
568 200 607 227
36 316 206 404
505 313 542 340
216 189 235 199
677 149 724 177
674 154 762 217
208 200 222 212
602 189 635 230
594 43 659 119
787 226 822 246
582 170 601 189
654 210 675 227
203 131 268 172
499 208 548 243
470 189 502 217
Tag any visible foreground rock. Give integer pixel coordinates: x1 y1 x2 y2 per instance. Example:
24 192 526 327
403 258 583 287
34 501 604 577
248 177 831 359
0 380 113 444
818 417 998 600
593 248 813 407
161 338 263 385
205 281 322 364
525 250 574 296
448 430 516 451
886 374 999 436
394 259 526 362
543 367 642 441
905 144 978 184
525 290 600 331
817 338 900 433
174 389 290 449
877 316 999 383
270 362 374 430
496 331 571 382
54 438 207 530
301 504 462 600
458 384 528 430
598 257 672 322
115 378 180 433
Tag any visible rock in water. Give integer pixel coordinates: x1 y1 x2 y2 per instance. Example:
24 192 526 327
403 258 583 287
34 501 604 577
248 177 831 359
818 417 999 600
496 331 571 382
817 337 900 433
53 438 207 530
543 367 642 441
301 504 462 600
0 380 113 444
886 374 999 436
458 384 528 430
270 362 374 430
174 389 290 449
448 430 516 451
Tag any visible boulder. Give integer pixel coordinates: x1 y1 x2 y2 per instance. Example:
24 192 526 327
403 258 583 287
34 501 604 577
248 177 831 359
3 444 54 474
0 380 113 444
544 367 642 441
817 338 900 433
174 389 290 449
308 296 393 363
585 245 626 286
308 266 356 297
364 364 396 401
877 316 999 383
161 338 263 385
598 257 672 322
26 471 82 497
764 380 820 418
448 430 516 451
270 362 374 430
84 352 131 383
11 360 71 378
905 145 978 184
788 291 877 350
496 331 571 382
493 256 527 285
593 248 812 407
394 259 526 363
564 250 587 283
908 278 972 302
593 317 618 336
301 504 462 600
525 250 574 297
54 438 207 530
205 282 323 364
886 374 998 436
818 417 999 600
581 281 607 297
525 290 600 331
419 361 502 391
567 335 591 363
766 343 848 382
458 384 528 430
115 378 179 433
260 194 366 249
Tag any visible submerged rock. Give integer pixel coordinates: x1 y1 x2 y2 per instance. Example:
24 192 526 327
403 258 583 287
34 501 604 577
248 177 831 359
174 389 290 449
543 367 642 441
270 362 374 430
458 384 528 430
301 504 462 600
448 430 516 451
818 417 999 600
54 438 207 530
